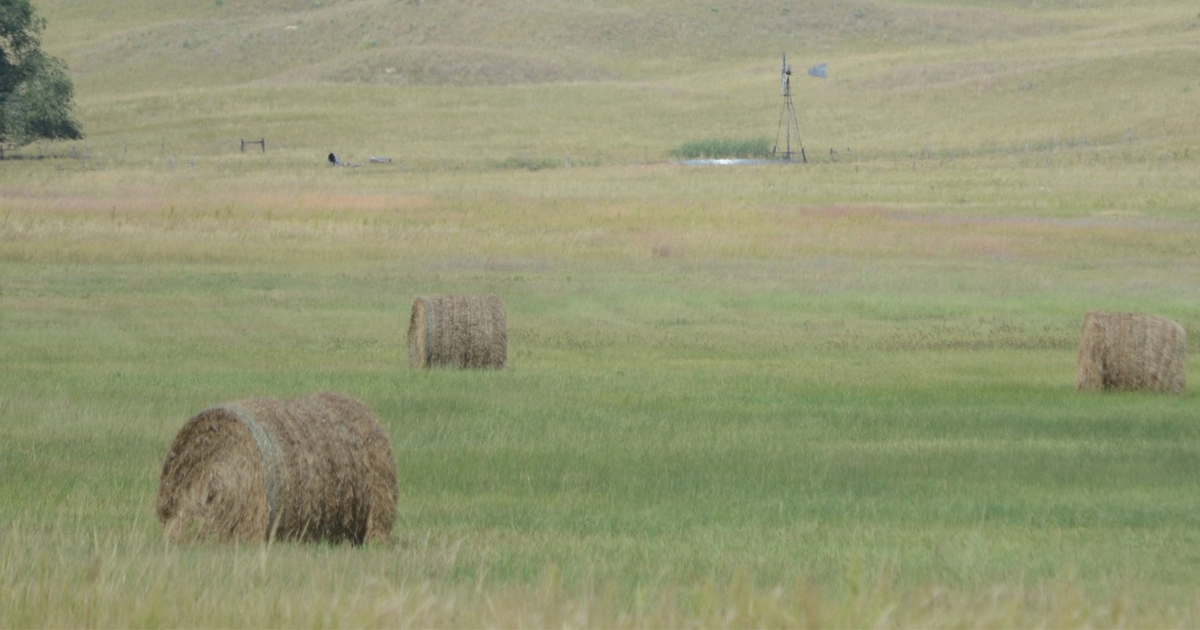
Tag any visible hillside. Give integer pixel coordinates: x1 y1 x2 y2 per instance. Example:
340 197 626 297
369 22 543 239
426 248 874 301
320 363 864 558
43 0 1065 92
17 0 1200 168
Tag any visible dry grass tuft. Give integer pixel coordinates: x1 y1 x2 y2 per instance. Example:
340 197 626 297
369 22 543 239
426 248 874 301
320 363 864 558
1075 310 1187 394
156 391 398 544
407 294 507 369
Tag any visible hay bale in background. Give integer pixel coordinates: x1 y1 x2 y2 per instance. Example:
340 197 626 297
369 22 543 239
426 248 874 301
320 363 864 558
408 294 507 369
156 392 398 544
1076 310 1187 394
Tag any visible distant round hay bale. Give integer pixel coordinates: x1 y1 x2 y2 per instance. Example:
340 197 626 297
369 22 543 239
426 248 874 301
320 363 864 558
156 392 398 544
1076 310 1187 394
407 294 507 369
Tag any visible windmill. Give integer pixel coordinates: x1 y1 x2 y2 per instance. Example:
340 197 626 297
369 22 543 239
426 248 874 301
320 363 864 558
772 54 826 162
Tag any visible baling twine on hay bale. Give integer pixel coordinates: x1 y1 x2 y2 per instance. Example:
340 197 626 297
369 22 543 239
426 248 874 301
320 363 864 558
407 294 507 369
156 391 398 544
1076 310 1187 394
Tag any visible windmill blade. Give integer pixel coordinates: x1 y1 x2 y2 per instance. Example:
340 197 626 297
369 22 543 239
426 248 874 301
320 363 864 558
808 63 828 79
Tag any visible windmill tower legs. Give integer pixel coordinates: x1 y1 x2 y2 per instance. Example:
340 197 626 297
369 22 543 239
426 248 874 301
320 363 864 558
772 55 807 163
773 82 806 162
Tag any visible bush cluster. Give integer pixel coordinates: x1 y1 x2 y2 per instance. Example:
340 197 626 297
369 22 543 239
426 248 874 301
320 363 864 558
670 137 772 159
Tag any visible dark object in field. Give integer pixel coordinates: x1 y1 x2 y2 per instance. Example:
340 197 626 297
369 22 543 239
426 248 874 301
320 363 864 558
328 152 341 165
1076 310 1186 394
156 392 398 544
408 294 507 369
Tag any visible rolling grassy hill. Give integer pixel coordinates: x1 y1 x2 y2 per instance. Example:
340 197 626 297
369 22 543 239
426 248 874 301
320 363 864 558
21 0 1198 169
43 0 1063 90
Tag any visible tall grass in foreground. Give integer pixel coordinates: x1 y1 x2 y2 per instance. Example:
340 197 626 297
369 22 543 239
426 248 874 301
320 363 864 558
1 525 1192 628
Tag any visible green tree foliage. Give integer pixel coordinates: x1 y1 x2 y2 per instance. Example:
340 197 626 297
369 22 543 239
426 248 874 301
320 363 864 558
0 0 82 150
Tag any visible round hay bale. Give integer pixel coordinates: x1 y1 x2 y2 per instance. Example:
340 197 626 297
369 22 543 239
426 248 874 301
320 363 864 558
1076 310 1187 394
156 392 398 544
407 294 507 369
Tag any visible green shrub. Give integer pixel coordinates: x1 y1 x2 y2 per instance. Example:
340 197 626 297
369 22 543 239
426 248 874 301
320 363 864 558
670 137 772 159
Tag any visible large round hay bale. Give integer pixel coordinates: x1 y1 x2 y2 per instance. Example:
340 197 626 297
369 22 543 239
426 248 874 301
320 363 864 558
156 392 398 544
1076 310 1187 394
407 294 507 369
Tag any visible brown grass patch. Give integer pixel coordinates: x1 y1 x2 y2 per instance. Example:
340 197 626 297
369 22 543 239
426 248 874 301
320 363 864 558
792 205 890 219
1076 310 1187 394
253 194 432 212
156 391 398 544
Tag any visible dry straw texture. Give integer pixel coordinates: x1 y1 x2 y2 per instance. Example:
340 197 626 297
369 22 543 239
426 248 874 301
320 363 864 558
156 392 398 544
408 294 507 369
1076 310 1187 394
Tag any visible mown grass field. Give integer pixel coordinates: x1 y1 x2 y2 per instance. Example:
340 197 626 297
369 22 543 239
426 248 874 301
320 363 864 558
3 0 1200 626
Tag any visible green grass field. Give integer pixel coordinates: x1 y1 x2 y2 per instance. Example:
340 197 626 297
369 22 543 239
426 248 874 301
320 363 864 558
3 0 1200 626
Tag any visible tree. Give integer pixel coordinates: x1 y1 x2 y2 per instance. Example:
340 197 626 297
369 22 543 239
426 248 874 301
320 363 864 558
0 0 82 152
